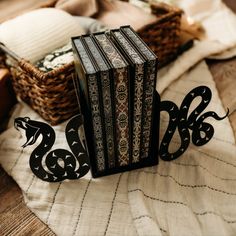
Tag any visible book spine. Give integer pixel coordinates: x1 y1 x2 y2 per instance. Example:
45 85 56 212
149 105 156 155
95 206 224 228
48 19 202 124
141 59 156 159
109 30 145 163
83 37 116 169
72 38 106 172
114 67 130 166
132 63 144 163
120 27 157 159
94 34 130 167
87 73 106 171
100 70 116 168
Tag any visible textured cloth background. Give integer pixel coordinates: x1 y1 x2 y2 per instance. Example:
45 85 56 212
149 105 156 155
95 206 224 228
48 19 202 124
157 0 236 93
0 0 236 235
0 61 235 236
129 61 236 236
0 8 84 63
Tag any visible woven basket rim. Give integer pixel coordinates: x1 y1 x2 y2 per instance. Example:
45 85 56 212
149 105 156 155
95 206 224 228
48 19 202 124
137 2 182 34
0 44 74 82
18 59 74 81
150 1 183 14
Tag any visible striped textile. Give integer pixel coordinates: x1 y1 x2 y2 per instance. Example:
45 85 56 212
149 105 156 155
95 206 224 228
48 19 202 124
1 61 235 236
129 61 236 236
0 0 236 235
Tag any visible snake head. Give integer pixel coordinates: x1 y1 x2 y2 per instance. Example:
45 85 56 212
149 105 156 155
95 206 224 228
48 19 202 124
14 117 40 148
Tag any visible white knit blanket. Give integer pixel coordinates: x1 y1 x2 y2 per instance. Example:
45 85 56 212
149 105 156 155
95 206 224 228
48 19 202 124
1 0 236 235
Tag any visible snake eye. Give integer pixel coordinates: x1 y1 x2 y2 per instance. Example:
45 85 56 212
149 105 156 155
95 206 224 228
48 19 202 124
24 117 30 122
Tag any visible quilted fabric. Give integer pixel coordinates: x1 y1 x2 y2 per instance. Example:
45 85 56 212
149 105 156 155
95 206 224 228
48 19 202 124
0 8 84 63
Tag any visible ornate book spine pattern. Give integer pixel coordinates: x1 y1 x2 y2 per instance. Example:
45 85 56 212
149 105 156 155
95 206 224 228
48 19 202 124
83 37 116 168
112 31 144 163
95 34 130 166
141 59 156 158
121 27 157 159
74 39 105 171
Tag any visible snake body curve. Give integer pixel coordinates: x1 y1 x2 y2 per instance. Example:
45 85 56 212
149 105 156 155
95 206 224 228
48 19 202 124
14 86 229 180
14 114 90 182
159 86 229 161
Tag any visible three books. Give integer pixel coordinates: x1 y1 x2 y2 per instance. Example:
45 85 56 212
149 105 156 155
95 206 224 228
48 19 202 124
72 26 159 177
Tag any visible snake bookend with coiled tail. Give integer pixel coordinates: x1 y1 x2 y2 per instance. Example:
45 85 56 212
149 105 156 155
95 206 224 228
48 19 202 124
14 114 90 182
14 86 228 181
159 86 229 161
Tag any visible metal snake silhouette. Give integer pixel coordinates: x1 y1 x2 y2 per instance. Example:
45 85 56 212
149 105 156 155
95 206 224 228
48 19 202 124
159 86 229 161
14 114 90 182
14 86 228 181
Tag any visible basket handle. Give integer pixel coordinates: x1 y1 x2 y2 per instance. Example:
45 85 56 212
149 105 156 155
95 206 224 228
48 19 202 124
0 42 21 62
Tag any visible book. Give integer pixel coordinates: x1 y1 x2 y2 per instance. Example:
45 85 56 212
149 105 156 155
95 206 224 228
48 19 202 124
82 35 116 169
120 26 158 159
72 27 159 178
109 29 145 164
93 32 130 167
71 37 106 172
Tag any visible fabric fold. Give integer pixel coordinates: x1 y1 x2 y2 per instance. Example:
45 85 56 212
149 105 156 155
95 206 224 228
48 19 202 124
128 61 236 236
55 0 98 17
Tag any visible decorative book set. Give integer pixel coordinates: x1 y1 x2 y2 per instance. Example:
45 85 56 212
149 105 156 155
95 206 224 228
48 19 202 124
72 26 160 177
13 27 227 182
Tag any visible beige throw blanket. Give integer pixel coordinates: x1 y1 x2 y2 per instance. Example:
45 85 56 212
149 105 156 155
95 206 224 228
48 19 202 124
0 0 236 235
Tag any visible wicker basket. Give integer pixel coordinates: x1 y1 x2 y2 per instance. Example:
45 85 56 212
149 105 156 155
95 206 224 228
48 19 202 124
0 1 182 125
138 2 182 67
0 43 78 125
12 60 78 125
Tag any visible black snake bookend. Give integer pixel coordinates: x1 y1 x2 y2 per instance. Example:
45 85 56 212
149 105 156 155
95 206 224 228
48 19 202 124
159 86 229 161
14 114 90 182
14 86 229 181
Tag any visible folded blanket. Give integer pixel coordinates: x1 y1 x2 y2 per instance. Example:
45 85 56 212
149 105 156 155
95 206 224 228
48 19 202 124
56 0 98 17
0 8 85 63
55 0 158 30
